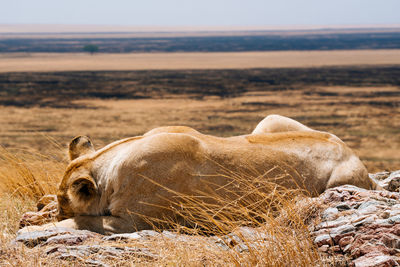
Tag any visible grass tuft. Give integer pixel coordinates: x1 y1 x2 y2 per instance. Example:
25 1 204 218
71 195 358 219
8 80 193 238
0 147 64 201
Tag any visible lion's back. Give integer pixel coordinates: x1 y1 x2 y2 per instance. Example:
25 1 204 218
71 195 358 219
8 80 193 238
144 126 200 137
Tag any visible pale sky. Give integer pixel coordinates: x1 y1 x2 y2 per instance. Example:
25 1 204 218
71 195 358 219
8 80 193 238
1 0 399 26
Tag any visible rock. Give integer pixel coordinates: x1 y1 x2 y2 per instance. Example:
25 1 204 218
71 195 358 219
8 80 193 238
103 230 160 241
14 227 97 248
216 233 242 248
369 172 391 181
234 226 269 240
376 192 400 202
214 238 230 250
353 252 398 267
339 236 354 249
322 207 339 220
358 242 392 258
161 231 198 242
161 230 180 239
15 228 68 248
310 175 400 265
377 170 400 192
331 225 356 243
389 224 400 235
380 211 391 219
343 243 353 253
53 251 101 265
380 233 400 249
358 201 385 211
387 215 400 224
316 217 349 230
331 225 356 236
388 177 400 192
234 243 250 253
314 234 333 246
336 203 352 211
323 190 347 202
43 233 89 246
353 215 378 227
103 232 142 241
46 245 157 266
213 227 270 253
318 245 329 253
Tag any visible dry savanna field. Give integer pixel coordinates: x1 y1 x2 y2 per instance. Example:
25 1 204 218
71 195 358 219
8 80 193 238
0 48 400 265
1 50 400 72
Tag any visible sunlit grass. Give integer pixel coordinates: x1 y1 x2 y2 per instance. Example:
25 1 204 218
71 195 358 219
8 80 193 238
0 146 65 201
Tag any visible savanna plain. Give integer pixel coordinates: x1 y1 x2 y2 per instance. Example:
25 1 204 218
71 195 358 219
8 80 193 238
0 48 400 265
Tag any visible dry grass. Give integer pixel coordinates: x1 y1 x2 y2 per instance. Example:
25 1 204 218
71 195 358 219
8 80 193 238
0 146 63 247
1 50 400 72
0 147 64 200
0 146 64 262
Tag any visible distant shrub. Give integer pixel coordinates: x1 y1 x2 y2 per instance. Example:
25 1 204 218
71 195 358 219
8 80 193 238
83 44 99 55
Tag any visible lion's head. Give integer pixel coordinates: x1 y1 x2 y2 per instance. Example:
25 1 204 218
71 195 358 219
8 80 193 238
56 136 98 221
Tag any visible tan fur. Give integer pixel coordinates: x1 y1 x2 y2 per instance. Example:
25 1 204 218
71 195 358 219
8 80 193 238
252 114 313 134
144 125 200 136
19 116 379 235
68 136 95 160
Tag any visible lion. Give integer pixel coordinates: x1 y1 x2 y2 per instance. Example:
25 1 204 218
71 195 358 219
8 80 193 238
19 115 379 235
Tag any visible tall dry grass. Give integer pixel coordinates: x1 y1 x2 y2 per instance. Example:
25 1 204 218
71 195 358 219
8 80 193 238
0 144 65 244
0 147 64 200
134 166 324 266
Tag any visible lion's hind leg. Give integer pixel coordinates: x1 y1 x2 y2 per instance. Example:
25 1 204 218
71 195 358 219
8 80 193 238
252 114 313 135
326 156 381 191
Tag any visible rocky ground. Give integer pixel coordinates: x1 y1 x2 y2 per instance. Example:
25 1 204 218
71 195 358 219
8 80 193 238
312 180 400 266
9 170 400 267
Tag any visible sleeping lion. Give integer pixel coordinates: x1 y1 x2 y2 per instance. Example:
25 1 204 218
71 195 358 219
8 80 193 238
20 115 379 234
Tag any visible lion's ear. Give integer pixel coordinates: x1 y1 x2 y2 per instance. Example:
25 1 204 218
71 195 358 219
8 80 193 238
69 177 97 201
69 136 95 161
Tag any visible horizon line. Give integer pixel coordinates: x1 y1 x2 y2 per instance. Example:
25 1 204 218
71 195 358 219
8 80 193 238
1 23 400 34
